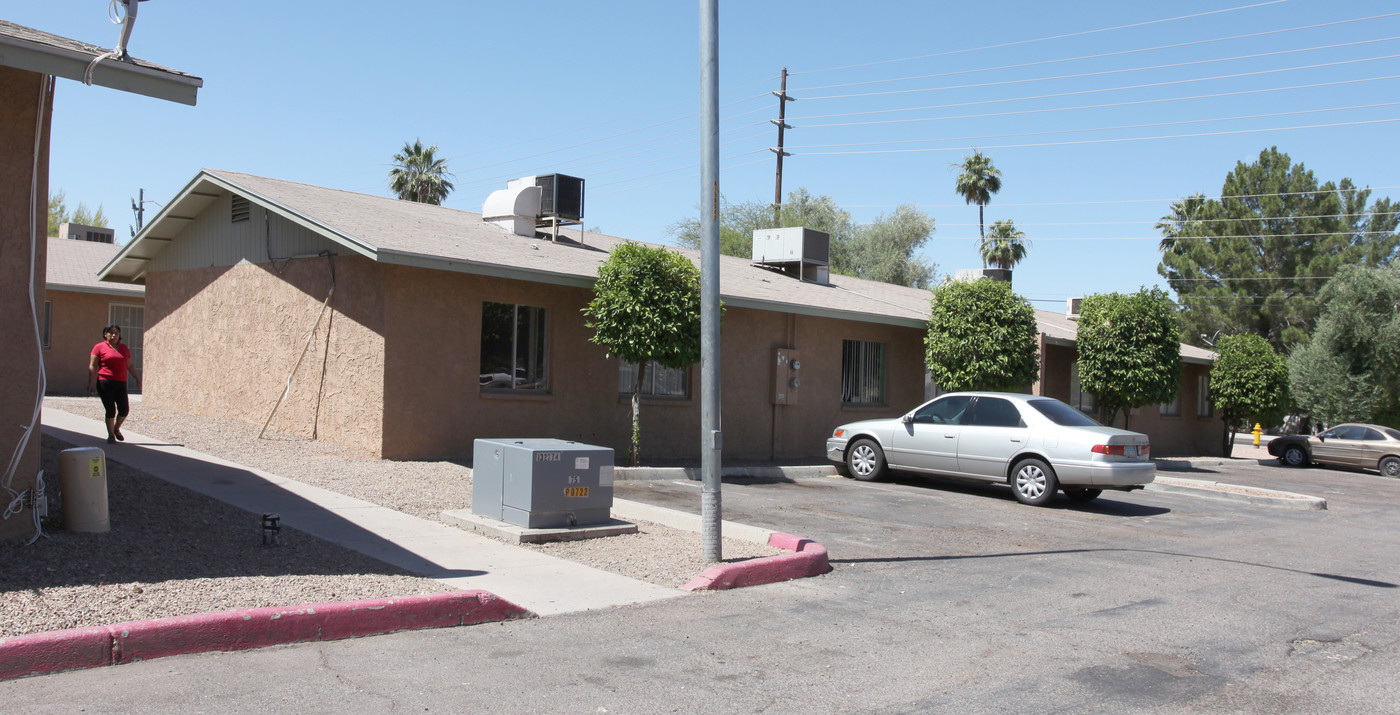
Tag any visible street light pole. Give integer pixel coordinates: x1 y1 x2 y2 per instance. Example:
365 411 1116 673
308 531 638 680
699 0 723 563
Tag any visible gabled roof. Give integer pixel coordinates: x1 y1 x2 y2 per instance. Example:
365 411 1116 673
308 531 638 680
100 168 1214 363
46 237 143 298
0 19 201 105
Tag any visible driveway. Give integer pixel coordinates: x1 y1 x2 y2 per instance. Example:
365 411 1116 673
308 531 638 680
5 460 1399 713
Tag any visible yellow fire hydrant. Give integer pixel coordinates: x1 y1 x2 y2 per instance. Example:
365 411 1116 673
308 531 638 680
1252 423 1263 446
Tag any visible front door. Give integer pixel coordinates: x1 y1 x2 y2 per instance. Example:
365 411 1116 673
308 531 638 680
890 394 971 474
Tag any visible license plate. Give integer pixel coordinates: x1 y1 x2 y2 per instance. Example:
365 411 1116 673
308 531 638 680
564 487 589 498
1124 446 1138 457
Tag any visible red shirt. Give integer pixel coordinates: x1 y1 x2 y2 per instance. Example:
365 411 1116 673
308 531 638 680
91 341 131 381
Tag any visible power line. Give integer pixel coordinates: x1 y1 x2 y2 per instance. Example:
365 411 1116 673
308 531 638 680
939 210 1400 227
796 53 1400 102
935 230 1399 242
790 0 1287 76
788 117 1400 156
796 31 1400 94
846 186 1400 210
782 102 1400 149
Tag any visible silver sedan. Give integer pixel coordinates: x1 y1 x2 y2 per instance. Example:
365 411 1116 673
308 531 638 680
826 391 1155 506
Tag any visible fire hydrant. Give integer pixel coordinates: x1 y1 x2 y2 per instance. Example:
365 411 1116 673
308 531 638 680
1252 423 1263 446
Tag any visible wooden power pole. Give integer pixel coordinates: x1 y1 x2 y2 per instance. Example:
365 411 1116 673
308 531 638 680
771 67 794 226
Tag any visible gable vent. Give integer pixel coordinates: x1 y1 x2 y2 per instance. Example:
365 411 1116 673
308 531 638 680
231 195 251 223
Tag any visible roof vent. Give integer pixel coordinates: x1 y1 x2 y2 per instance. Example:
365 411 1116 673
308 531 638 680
751 227 830 284
483 174 585 241
58 222 115 244
231 196 251 223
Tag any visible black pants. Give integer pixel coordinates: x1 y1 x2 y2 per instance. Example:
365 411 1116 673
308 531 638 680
96 379 130 419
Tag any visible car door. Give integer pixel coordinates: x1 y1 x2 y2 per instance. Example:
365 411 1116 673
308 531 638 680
1312 425 1363 467
1357 427 1387 468
955 396 1030 480
889 394 970 474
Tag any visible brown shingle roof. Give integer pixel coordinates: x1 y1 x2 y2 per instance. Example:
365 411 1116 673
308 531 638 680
46 237 143 298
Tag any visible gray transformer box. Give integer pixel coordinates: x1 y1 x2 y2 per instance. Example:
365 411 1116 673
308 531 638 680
472 438 615 528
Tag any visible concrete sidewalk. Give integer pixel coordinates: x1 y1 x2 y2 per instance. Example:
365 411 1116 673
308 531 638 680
40 409 683 617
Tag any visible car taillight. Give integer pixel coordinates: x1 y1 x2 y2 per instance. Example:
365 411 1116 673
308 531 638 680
1092 444 1126 455
1092 444 1149 457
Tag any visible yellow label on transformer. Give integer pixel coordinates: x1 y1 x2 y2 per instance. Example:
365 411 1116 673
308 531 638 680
89 458 102 477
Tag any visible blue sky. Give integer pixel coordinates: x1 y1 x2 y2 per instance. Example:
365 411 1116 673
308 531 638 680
13 1 1399 313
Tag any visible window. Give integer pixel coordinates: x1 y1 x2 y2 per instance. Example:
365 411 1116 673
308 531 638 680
1160 390 1181 417
1197 375 1213 417
841 340 885 405
479 301 548 391
109 303 144 387
967 397 1025 428
1069 362 1096 414
912 394 971 425
620 360 688 397
42 301 51 349
1029 398 1102 427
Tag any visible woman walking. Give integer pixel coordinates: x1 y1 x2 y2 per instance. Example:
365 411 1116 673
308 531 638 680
88 324 141 444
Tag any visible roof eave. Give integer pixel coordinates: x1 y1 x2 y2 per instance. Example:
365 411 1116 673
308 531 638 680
0 35 201 106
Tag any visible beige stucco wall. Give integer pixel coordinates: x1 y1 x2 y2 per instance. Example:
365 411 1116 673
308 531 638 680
0 67 51 541
144 256 386 454
377 265 926 462
43 290 144 395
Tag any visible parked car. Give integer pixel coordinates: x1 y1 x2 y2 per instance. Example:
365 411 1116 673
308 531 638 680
825 392 1155 506
1267 423 1400 477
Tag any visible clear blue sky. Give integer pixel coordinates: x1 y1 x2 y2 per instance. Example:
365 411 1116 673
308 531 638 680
13 1 1399 313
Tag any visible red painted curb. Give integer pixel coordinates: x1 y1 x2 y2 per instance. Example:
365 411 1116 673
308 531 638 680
0 590 533 680
682 532 830 591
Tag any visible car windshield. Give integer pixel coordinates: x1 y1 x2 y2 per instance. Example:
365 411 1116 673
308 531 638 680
1027 398 1101 427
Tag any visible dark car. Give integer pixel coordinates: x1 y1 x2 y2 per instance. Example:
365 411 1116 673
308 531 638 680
1267 423 1400 477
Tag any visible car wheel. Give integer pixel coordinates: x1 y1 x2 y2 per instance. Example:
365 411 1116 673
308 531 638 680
1380 456 1400 478
1012 458 1059 506
845 439 887 482
1282 445 1309 467
1064 487 1103 503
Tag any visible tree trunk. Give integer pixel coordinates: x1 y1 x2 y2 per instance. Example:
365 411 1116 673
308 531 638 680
979 202 986 268
1221 420 1235 458
630 362 646 467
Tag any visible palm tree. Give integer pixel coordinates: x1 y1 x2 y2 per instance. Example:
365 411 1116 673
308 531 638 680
388 139 455 205
1156 193 1209 251
953 150 1003 267
981 219 1030 270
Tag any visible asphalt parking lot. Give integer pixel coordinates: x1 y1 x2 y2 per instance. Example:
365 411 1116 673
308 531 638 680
7 457 1399 713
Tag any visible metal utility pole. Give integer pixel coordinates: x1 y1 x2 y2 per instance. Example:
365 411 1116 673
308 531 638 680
132 188 146 230
699 0 723 563
771 67 794 226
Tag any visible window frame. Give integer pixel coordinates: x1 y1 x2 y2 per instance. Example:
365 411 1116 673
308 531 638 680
1197 374 1214 418
619 359 690 399
478 301 550 393
1069 362 1096 414
841 339 886 406
1160 390 1181 418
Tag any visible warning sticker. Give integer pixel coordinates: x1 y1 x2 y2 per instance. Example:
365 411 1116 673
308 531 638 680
89 458 102 478
574 457 589 470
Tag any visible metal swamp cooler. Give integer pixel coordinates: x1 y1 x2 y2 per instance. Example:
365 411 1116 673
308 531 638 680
472 438 615 529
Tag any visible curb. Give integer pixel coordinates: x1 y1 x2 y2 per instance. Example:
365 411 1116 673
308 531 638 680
1146 476 1326 510
682 532 830 591
615 465 839 482
0 590 533 681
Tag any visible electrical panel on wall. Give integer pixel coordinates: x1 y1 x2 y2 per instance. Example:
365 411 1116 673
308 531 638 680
773 348 801 405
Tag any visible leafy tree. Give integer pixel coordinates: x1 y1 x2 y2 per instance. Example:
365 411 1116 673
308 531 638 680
982 219 1029 270
1210 333 1290 456
953 151 1002 267
1288 264 1400 427
1076 288 1182 429
583 243 703 465
925 278 1039 392
48 190 109 236
1158 147 1399 351
388 139 454 205
669 188 936 288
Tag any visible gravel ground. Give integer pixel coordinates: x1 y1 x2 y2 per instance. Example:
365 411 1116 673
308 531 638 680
0 397 778 638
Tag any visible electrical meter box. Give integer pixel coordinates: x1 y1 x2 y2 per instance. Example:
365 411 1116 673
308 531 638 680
472 438 615 528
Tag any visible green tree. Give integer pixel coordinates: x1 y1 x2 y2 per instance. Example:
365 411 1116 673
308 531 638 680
1076 288 1182 429
47 189 109 236
925 278 1039 392
1210 333 1290 457
388 139 454 205
1158 147 1399 351
981 219 1029 270
1287 264 1400 427
583 243 704 466
669 188 936 288
953 151 1003 267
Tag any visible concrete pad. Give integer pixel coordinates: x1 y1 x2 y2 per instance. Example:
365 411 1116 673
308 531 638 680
441 510 638 543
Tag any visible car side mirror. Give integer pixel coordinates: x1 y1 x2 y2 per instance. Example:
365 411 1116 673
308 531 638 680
902 414 913 425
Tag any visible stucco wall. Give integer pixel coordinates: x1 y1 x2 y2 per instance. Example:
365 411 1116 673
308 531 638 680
42 290 140 395
0 67 51 542
378 266 926 462
144 256 386 454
